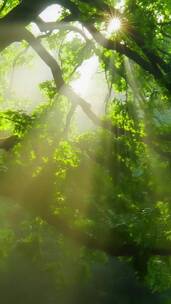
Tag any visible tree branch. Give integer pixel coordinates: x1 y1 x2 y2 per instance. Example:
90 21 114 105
63 104 77 138
21 28 128 138
0 0 56 50
0 135 18 150
36 18 89 41
0 0 170 92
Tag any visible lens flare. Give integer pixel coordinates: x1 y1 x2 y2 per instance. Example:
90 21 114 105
107 17 121 34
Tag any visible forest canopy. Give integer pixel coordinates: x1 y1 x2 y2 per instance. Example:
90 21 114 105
0 0 171 303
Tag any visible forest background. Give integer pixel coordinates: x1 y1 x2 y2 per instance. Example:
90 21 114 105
0 0 171 303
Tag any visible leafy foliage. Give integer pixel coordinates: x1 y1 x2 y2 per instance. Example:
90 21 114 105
0 0 171 303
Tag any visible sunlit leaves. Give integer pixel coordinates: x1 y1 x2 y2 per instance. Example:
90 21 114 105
0 0 20 17
54 141 79 168
0 110 34 136
39 80 56 100
0 0 171 299
59 38 94 81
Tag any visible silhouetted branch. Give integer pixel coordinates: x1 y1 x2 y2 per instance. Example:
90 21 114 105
0 0 170 92
36 18 88 41
22 28 128 138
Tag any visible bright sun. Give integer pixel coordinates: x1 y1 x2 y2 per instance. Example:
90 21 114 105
107 17 121 34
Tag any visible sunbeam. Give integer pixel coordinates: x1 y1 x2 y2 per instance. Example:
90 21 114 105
0 2 171 302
